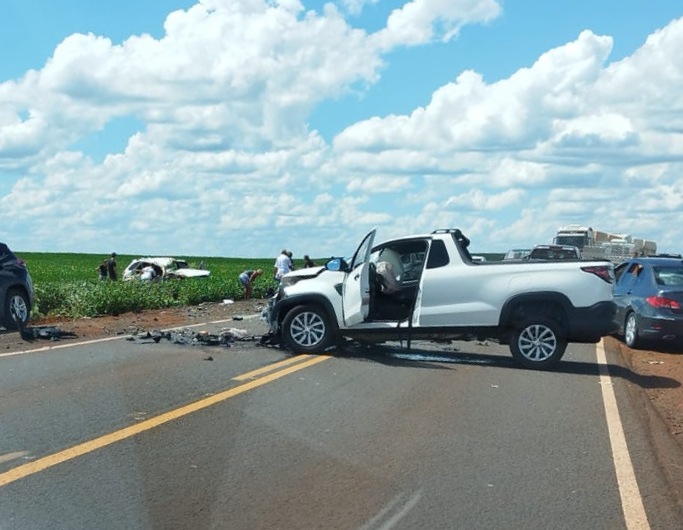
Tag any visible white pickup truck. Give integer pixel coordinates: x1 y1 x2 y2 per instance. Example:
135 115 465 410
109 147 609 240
265 229 617 369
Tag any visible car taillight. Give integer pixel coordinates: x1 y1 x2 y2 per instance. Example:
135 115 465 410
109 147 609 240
646 296 681 310
581 265 613 283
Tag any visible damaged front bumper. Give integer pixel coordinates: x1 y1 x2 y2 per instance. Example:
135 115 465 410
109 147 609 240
260 294 283 346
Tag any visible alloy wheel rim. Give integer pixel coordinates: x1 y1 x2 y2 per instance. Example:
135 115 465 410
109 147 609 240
10 296 27 323
290 311 325 347
625 315 636 344
518 324 557 362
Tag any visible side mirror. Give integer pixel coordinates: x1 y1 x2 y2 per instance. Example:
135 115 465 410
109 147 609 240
325 257 348 272
326 258 342 271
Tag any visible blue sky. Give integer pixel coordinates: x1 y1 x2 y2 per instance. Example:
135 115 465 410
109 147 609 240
1 0 683 259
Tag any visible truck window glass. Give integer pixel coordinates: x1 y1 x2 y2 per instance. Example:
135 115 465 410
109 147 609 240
426 240 449 268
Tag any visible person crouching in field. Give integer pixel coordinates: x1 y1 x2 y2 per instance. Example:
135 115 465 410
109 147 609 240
239 269 263 300
96 260 108 281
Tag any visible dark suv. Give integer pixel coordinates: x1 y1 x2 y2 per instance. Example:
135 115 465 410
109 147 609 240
0 243 34 330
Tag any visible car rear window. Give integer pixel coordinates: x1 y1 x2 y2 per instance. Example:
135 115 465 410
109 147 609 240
654 266 683 286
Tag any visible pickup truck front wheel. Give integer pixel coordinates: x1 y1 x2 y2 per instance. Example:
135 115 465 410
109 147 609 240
282 304 334 354
510 317 567 370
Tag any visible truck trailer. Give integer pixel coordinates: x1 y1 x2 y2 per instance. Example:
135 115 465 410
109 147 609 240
553 225 656 263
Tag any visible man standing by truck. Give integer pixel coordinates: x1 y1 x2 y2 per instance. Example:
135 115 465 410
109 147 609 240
273 249 293 283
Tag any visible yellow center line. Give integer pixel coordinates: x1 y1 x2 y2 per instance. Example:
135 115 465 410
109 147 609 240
0 354 331 488
233 354 312 381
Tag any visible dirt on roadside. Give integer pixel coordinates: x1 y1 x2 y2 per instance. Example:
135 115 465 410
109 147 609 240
610 336 683 442
0 300 268 353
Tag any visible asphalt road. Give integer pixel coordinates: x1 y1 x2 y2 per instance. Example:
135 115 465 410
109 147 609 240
1 317 682 529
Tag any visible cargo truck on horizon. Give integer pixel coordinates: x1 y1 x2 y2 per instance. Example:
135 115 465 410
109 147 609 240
552 224 657 263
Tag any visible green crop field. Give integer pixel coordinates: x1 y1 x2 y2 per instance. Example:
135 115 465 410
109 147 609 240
18 252 289 320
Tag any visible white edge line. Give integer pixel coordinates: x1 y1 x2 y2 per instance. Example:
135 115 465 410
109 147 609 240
596 339 650 530
0 314 262 359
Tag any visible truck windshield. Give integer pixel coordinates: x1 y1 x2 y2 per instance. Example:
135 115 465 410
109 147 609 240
554 235 586 249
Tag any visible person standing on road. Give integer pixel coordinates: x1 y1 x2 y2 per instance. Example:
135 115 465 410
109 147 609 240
107 252 118 281
273 250 293 283
239 269 263 299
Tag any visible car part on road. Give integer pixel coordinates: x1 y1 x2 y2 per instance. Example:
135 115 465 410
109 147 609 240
19 325 78 342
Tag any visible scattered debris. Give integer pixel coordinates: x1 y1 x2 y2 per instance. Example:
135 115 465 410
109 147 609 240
259 332 281 347
19 324 77 342
127 327 262 348
227 328 250 339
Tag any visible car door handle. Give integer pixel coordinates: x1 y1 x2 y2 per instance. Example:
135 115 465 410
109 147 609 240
354 274 360 280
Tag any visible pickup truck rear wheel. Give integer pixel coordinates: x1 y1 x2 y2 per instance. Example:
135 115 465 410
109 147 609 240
282 304 333 354
510 317 567 370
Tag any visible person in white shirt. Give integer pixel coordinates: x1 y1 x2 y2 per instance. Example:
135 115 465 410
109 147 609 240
273 249 294 282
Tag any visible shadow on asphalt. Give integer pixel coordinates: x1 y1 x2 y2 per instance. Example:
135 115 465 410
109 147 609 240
333 341 680 390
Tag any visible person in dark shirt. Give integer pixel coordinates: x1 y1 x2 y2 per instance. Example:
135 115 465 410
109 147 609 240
107 252 118 281
303 255 315 268
96 260 108 281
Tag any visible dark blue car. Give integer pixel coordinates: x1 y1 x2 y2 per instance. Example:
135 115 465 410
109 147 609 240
613 256 683 348
0 242 34 330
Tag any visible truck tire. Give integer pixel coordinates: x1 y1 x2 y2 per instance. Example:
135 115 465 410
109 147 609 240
510 317 567 370
624 312 640 349
282 304 334 354
3 288 30 330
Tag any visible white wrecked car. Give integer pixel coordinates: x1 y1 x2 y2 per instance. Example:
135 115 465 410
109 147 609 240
122 258 210 281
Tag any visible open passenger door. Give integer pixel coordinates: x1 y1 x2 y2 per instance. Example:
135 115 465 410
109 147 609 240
342 229 376 326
